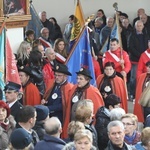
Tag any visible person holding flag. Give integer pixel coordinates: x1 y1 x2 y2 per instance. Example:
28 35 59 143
103 38 131 78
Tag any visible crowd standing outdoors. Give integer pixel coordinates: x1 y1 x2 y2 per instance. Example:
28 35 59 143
1 6 150 150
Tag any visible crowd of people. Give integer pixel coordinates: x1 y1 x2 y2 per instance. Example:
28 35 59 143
0 6 150 150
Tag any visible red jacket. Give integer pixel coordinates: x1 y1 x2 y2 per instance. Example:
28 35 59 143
23 82 41 106
42 60 55 88
134 73 147 122
62 84 104 138
92 58 101 79
103 48 131 74
96 74 128 112
137 49 150 79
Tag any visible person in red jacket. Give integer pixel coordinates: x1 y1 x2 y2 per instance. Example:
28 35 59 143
134 61 150 122
63 67 104 138
97 62 128 112
137 40 150 79
18 66 41 106
41 63 73 138
103 38 131 78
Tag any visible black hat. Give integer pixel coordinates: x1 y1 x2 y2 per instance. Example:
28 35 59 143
34 105 49 121
53 64 72 76
4 81 21 92
18 66 32 76
76 67 93 79
105 94 121 109
10 128 33 149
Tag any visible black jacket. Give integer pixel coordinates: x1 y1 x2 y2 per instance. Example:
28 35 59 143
95 106 110 150
10 101 23 122
127 31 149 62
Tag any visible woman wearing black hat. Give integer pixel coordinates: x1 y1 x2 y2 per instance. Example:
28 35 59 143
63 67 104 138
0 101 16 149
96 62 128 112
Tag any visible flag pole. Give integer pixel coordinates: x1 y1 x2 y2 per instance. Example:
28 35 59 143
65 26 86 64
113 3 128 100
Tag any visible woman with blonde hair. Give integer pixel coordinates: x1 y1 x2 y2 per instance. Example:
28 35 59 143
17 41 32 67
135 127 150 150
64 121 85 143
63 129 96 150
121 113 141 145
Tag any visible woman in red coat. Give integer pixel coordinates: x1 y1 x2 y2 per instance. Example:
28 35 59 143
97 62 128 112
62 67 104 138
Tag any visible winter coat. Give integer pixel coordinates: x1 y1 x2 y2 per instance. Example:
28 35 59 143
95 106 110 150
34 134 66 150
105 141 133 150
0 115 16 150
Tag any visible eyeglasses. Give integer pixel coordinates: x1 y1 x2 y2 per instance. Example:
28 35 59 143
122 122 134 126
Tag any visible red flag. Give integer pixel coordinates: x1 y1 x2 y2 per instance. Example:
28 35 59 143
6 38 21 86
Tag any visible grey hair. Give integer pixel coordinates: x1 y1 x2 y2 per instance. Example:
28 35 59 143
107 120 124 132
106 16 114 23
45 47 55 56
40 27 49 34
110 108 125 121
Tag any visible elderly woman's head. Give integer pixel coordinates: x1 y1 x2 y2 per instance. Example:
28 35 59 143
74 129 93 150
0 100 10 123
141 127 150 149
121 113 138 136
67 121 85 140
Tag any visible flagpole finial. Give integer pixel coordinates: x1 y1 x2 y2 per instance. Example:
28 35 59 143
113 2 118 11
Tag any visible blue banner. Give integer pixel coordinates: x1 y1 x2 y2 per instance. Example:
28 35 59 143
26 3 43 38
66 27 96 85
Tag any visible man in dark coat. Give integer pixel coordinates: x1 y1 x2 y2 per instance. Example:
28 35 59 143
34 117 66 150
106 121 132 150
95 94 121 150
4 81 23 122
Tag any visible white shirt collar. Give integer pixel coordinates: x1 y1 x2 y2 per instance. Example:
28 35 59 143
8 100 18 108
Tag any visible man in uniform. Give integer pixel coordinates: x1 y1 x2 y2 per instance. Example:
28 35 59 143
41 63 73 135
4 81 23 121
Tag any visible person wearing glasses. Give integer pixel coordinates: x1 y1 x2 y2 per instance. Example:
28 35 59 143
4 81 23 121
41 63 73 135
121 113 141 146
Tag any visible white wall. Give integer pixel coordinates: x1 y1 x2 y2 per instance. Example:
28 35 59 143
7 28 24 53
33 0 150 31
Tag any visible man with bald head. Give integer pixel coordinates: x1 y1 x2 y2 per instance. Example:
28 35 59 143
34 117 66 150
140 13 150 36
133 8 145 26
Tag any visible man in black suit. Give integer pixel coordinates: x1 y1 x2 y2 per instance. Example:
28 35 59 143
4 81 23 122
